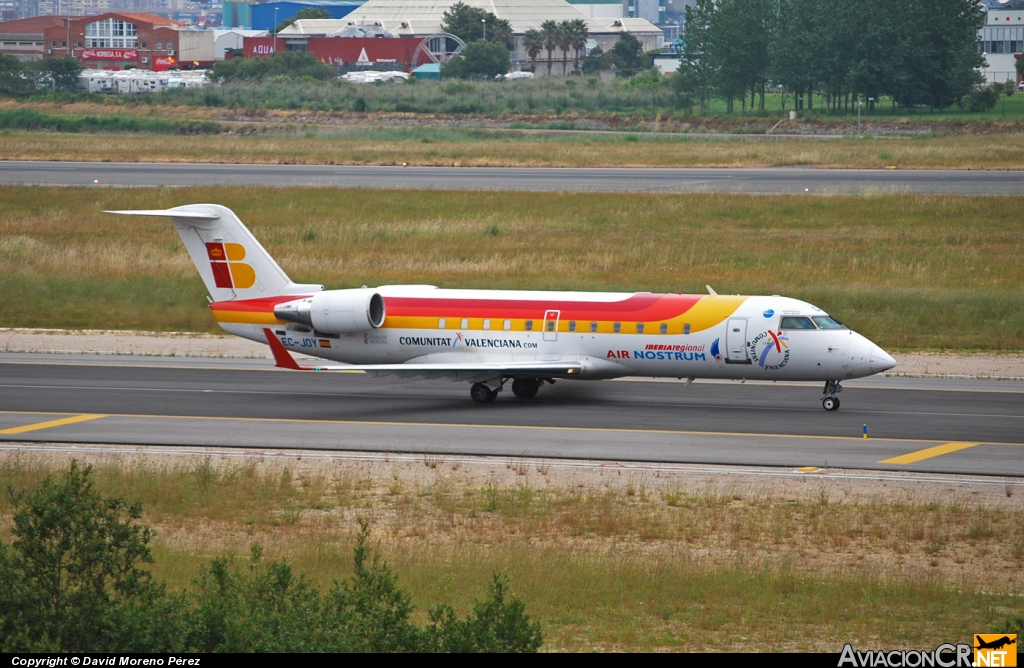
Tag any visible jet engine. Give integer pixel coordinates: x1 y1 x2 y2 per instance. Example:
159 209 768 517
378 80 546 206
273 289 385 334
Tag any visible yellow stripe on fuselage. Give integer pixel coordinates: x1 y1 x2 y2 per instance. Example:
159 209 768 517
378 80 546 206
211 296 748 333
382 296 747 335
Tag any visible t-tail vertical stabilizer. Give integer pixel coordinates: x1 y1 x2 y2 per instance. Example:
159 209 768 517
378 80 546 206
105 204 323 301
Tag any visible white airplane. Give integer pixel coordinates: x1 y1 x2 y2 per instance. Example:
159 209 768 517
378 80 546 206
108 204 897 410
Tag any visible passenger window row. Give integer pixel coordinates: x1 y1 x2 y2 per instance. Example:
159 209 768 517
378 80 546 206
434 319 694 333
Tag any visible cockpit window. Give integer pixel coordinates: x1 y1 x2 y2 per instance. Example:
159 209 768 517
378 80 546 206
812 316 846 330
780 316 816 330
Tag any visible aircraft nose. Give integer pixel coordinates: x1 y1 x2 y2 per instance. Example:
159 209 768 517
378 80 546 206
870 347 897 374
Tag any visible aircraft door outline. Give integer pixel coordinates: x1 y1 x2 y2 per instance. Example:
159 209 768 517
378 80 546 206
543 310 560 342
726 318 751 364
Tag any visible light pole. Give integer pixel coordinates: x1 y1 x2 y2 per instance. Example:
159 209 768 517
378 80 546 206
482 17 486 41
273 8 278 54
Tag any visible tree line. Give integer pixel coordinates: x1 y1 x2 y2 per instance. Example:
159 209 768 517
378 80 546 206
0 462 543 652
678 0 987 113
0 55 83 95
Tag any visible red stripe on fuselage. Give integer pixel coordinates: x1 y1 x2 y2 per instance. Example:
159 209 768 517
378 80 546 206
210 293 705 322
210 295 311 313
384 293 702 321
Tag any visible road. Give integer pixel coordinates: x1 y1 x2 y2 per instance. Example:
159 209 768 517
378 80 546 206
1 161 1022 194
1 356 1021 477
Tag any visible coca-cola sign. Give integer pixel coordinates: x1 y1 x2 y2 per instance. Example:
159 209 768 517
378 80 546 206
153 56 176 71
82 49 138 61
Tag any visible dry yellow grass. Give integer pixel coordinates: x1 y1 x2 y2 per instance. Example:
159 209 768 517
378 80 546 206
2 185 1022 349
1 450 1020 651
5 125 1024 169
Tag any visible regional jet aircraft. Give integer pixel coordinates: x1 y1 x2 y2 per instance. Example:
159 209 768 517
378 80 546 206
109 205 896 410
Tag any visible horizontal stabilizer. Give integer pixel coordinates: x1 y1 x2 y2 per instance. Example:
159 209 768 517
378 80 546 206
105 209 221 220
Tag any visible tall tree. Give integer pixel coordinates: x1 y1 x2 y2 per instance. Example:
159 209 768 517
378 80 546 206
610 33 645 76
557 21 573 76
906 0 985 110
568 18 589 74
679 0 716 112
708 1 739 112
523 29 544 73
541 20 559 77
441 2 514 49
770 0 822 110
490 17 515 50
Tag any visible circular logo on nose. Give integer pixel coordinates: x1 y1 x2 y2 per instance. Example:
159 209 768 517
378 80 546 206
748 330 790 370
763 309 774 318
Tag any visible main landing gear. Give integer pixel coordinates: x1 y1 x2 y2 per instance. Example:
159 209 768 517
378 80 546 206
511 378 541 399
470 382 498 404
470 377 548 403
822 380 843 411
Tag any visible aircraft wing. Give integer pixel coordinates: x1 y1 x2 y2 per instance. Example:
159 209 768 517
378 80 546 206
263 328 582 380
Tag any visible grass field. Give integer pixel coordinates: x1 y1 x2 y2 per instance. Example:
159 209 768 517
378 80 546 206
1 186 1022 350
23 78 1024 122
0 452 1019 651
8 125 1024 169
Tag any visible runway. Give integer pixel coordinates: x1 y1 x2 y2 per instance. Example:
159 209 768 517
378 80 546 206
1 355 1021 477
2 161 1023 194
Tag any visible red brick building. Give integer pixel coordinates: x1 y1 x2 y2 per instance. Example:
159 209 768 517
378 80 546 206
41 12 186 71
243 35 428 71
0 15 67 62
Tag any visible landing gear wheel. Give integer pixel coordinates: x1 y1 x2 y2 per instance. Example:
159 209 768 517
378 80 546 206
822 396 840 411
471 382 497 404
511 378 540 399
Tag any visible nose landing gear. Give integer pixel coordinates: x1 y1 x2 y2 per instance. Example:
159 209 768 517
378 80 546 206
822 380 843 411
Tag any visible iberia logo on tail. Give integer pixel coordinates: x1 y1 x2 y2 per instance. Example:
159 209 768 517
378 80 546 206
205 242 255 289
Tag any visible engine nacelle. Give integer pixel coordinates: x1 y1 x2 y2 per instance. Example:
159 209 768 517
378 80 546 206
274 289 385 334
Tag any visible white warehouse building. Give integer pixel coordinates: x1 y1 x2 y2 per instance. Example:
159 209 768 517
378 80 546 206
279 0 663 73
981 0 1024 83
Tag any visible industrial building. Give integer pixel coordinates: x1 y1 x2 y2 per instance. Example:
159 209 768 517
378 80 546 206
0 12 186 68
272 0 662 73
244 32 423 71
980 0 1024 84
221 1 363 30
0 14 64 61
0 12 242 69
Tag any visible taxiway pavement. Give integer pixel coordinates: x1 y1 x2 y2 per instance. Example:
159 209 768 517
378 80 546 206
1 162 1022 194
1 355 1020 477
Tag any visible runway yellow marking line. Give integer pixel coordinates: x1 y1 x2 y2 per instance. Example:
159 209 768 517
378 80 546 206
0 409 928 442
3 409 1022 449
0 414 106 435
879 442 981 465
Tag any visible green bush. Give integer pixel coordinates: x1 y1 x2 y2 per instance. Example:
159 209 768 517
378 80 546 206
442 40 511 80
211 50 335 83
0 462 543 653
967 85 1001 112
0 108 220 134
